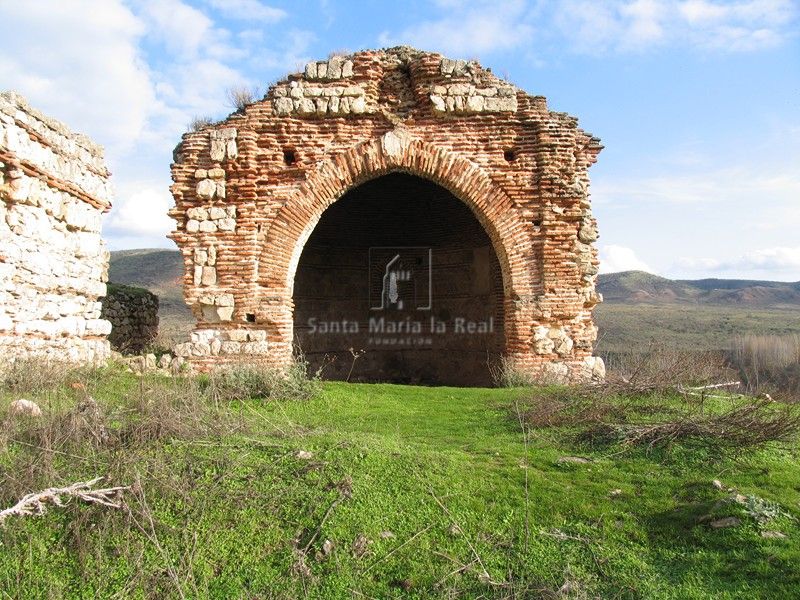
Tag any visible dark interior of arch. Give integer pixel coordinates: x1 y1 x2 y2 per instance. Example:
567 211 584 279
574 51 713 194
293 172 505 386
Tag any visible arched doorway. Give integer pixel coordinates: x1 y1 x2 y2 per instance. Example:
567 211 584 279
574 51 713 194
292 173 504 386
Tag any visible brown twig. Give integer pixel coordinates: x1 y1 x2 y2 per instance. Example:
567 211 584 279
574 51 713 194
362 524 433 574
125 474 187 600
513 398 530 548
427 487 506 587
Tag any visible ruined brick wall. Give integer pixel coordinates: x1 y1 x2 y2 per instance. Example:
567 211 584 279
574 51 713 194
0 92 112 364
169 47 604 383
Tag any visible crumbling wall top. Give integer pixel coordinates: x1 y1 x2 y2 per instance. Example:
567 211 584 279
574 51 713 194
0 91 112 210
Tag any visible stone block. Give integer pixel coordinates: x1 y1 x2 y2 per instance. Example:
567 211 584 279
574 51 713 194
199 220 217 233
216 293 235 306
466 95 485 111
209 207 226 220
196 179 216 199
226 329 249 342
220 341 242 354
242 341 269 354
342 60 354 77
210 139 225 161
351 97 366 114
201 266 217 286
217 218 236 231
187 207 208 221
275 97 293 115
247 329 267 341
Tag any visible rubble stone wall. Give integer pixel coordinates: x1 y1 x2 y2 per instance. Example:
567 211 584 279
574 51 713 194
0 92 113 364
169 47 605 383
101 284 159 354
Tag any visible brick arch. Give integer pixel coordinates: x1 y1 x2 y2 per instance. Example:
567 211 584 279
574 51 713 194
257 130 536 360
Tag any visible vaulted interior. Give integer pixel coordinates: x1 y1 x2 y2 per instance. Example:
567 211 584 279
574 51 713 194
292 173 505 386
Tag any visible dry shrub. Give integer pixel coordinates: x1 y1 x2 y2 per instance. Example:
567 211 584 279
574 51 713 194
521 387 627 429
207 358 320 402
3 376 242 457
0 358 93 396
188 115 214 131
729 335 800 400
226 85 260 111
489 355 537 387
517 346 800 454
579 398 800 453
1 372 247 504
606 344 728 395
118 377 242 446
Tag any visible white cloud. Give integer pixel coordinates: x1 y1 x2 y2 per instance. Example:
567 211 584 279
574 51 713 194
206 0 286 23
554 0 797 53
0 1 154 155
679 0 795 25
104 186 176 249
378 0 534 56
678 246 800 278
593 163 800 206
378 0 797 58
600 245 655 273
0 0 314 249
139 0 215 59
622 0 669 47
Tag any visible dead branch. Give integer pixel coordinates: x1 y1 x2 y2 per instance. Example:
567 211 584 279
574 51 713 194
0 476 127 525
579 398 800 451
301 475 352 555
362 524 433 574
428 487 507 587
682 381 741 390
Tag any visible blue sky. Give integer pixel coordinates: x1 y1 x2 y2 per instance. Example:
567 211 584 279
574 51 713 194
1 0 798 280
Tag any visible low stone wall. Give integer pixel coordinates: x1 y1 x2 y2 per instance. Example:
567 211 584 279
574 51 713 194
0 91 113 364
101 284 159 354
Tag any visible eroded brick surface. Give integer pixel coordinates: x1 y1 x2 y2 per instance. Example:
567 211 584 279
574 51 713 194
169 47 604 383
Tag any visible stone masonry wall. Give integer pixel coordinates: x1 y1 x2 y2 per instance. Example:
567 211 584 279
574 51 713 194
101 284 159 354
169 47 605 383
0 92 113 364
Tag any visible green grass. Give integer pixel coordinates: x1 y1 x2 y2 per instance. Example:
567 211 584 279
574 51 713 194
1 373 799 598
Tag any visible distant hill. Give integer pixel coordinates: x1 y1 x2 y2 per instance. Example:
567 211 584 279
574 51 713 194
597 270 800 307
108 250 800 350
109 249 184 299
108 249 191 341
594 271 800 353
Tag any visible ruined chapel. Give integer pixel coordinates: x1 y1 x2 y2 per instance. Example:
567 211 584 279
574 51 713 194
170 47 605 386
